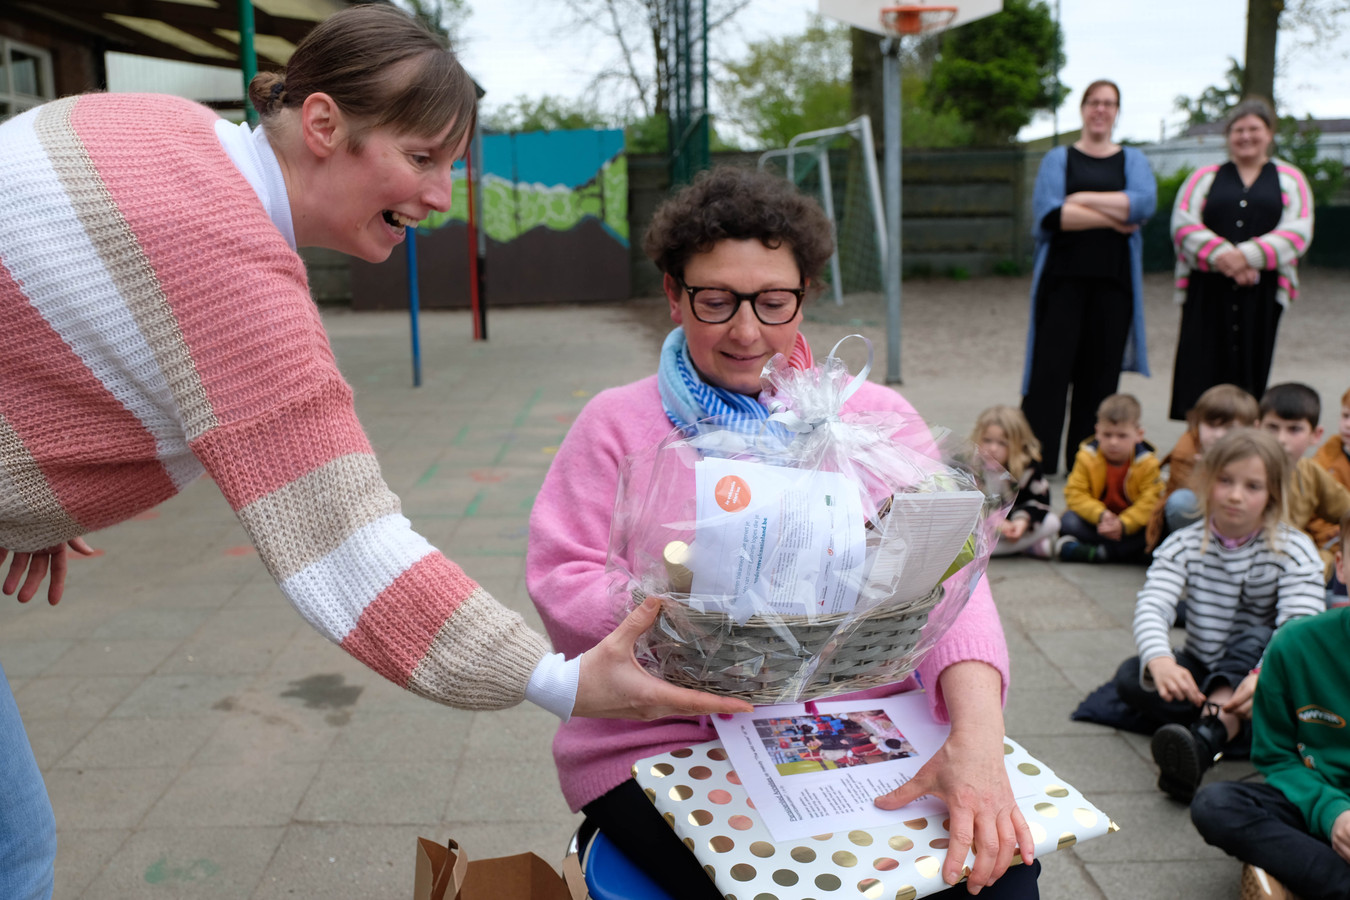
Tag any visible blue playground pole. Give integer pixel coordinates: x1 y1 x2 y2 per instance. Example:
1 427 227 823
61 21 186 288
406 229 422 387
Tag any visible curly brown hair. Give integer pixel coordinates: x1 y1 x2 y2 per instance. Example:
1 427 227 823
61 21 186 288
642 166 834 285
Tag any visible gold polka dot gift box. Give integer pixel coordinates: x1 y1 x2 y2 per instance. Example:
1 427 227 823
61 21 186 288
634 737 1116 899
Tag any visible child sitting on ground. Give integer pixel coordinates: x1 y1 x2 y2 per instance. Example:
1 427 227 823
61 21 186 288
1189 509 1350 900
1145 384 1259 554
1113 429 1325 803
1310 386 1350 600
1056 393 1163 563
972 405 1060 558
1259 383 1350 589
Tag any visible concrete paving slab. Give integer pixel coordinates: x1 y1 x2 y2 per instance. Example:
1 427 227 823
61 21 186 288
83 825 285 899
108 674 255 718
14 675 142 721
58 717 220 770
22 717 99 769
44 766 179 830
251 824 429 900
52 829 130 900
1087 859 1238 900
142 764 318 829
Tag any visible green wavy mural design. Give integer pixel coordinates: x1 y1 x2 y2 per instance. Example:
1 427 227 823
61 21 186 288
420 154 628 244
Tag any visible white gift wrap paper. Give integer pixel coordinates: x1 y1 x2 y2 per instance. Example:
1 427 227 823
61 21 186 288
633 737 1116 900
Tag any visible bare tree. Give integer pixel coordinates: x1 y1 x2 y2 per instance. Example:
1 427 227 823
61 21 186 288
1244 0 1349 106
561 0 751 120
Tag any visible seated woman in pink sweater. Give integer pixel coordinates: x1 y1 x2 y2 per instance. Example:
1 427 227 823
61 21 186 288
527 167 1039 899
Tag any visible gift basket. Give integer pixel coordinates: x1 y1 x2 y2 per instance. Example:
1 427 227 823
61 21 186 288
606 336 1014 704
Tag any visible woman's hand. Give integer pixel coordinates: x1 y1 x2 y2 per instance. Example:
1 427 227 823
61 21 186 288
1146 656 1205 705
572 595 753 720
875 661 1032 893
875 732 1033 893
1221 671 1259 719
1 538 96 606
1213 247 1259 285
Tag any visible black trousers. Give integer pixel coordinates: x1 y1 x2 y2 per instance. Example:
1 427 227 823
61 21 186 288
584 778 1042 899
1168 273 1283 420
1059 510 1147 562
1113 625 1272 735
1192 780 1350 900
1022 274 1133 474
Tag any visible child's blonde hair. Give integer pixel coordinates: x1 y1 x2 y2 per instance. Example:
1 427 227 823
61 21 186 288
971 406 1041 480
1186 384 1260 435
1196 429 1289 547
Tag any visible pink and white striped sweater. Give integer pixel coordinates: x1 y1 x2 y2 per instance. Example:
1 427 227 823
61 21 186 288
1170 158 1314 308
0 93 548 710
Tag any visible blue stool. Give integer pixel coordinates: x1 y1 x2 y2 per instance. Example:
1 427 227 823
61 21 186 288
569 824 677 900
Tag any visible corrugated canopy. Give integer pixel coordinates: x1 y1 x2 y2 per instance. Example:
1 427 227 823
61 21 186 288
9 0 359 69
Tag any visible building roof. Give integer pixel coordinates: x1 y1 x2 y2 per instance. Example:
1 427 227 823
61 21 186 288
6 0 360 70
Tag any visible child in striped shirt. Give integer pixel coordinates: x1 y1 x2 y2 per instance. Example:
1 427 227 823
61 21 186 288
1111 429 1326 803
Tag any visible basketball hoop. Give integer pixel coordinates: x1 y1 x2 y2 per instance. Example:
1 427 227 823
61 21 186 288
880 4 958 37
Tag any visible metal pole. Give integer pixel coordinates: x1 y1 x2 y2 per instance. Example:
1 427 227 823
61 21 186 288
882 37 903 384
406 229 422 387
237 0 258 126
472 116 487 341
816 145 844 306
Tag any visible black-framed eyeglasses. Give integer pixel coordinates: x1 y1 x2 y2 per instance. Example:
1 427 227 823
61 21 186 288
678 281 805 325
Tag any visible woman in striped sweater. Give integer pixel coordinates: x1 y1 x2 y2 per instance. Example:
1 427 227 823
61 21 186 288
0 7 743 897
1111 429 1325 803
1168 99 1314 420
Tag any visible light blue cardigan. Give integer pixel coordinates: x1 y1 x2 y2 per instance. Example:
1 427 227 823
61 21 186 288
1020 145 1157 396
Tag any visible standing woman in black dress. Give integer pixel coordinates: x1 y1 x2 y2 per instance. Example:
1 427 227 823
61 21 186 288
1021 80 1157 473
1169 99 1314 419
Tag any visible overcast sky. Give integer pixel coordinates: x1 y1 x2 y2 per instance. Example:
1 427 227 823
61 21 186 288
454 0 1350 145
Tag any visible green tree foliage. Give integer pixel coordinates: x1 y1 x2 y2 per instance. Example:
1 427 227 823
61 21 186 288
901 72 973 148
482 95 611 133
1277 116 1346 206
719 16 852 149
925 0 1066 146
1174 58 1244 127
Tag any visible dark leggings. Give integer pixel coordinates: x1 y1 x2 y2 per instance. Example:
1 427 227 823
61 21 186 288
1021 274 1133 474
1113 626 1272 736
583 778 1042 899
1059 510 1147 562
1192 781 1350 900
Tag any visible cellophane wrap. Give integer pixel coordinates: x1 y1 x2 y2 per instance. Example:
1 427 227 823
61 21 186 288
605 338 1015 703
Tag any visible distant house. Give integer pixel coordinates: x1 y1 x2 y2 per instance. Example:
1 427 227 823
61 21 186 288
0 0 354 122
1141 118 1350 176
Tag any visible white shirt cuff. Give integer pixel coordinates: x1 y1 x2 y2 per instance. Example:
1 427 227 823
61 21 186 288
525 652 579 721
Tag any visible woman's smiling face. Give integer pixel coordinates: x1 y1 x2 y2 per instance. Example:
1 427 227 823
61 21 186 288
665 239 805 396
322 119 465 263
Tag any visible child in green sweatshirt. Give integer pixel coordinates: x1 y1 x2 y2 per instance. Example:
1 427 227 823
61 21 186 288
1189 510 1350 900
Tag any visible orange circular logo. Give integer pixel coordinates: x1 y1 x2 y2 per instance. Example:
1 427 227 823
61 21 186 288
715 475 751 512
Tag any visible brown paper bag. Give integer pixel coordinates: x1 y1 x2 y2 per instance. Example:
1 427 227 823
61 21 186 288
414 837 584 900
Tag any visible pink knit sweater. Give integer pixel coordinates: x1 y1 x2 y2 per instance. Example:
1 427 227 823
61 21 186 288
0 94 547 709
527 374 1011 812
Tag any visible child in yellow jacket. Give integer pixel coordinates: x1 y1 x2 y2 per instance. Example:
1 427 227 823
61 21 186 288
1057 393 1164 563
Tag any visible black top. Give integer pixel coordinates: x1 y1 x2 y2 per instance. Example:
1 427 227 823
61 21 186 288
1200 161 1282 242
1044 147 1129 279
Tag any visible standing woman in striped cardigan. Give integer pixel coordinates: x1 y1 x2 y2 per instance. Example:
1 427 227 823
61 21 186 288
0 7 743 897
1169 99 1314 420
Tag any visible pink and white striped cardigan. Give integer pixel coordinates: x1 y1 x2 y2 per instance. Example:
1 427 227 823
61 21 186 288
1170 159 1314 307
0 93 548 710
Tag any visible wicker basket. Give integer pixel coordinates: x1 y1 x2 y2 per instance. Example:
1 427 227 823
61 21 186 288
636 584 945 704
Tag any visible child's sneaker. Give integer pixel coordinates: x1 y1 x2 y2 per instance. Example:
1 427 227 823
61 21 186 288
1055 535 1100 563
1239 863 1298 900
1024 537 1052 559
1151 710 1227 803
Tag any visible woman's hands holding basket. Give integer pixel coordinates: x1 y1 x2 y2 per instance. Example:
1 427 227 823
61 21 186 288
873 661 1033 894
574 595 753 720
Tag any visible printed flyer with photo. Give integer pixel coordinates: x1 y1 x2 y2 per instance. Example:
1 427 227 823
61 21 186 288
712 692 1034 842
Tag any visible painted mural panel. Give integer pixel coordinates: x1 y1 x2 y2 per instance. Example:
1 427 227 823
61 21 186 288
351 128 629 309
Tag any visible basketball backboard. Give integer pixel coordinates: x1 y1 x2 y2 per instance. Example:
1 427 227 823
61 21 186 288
819 0 1002 36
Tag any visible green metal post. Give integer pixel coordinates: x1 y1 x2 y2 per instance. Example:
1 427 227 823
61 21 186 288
238 0 259 126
